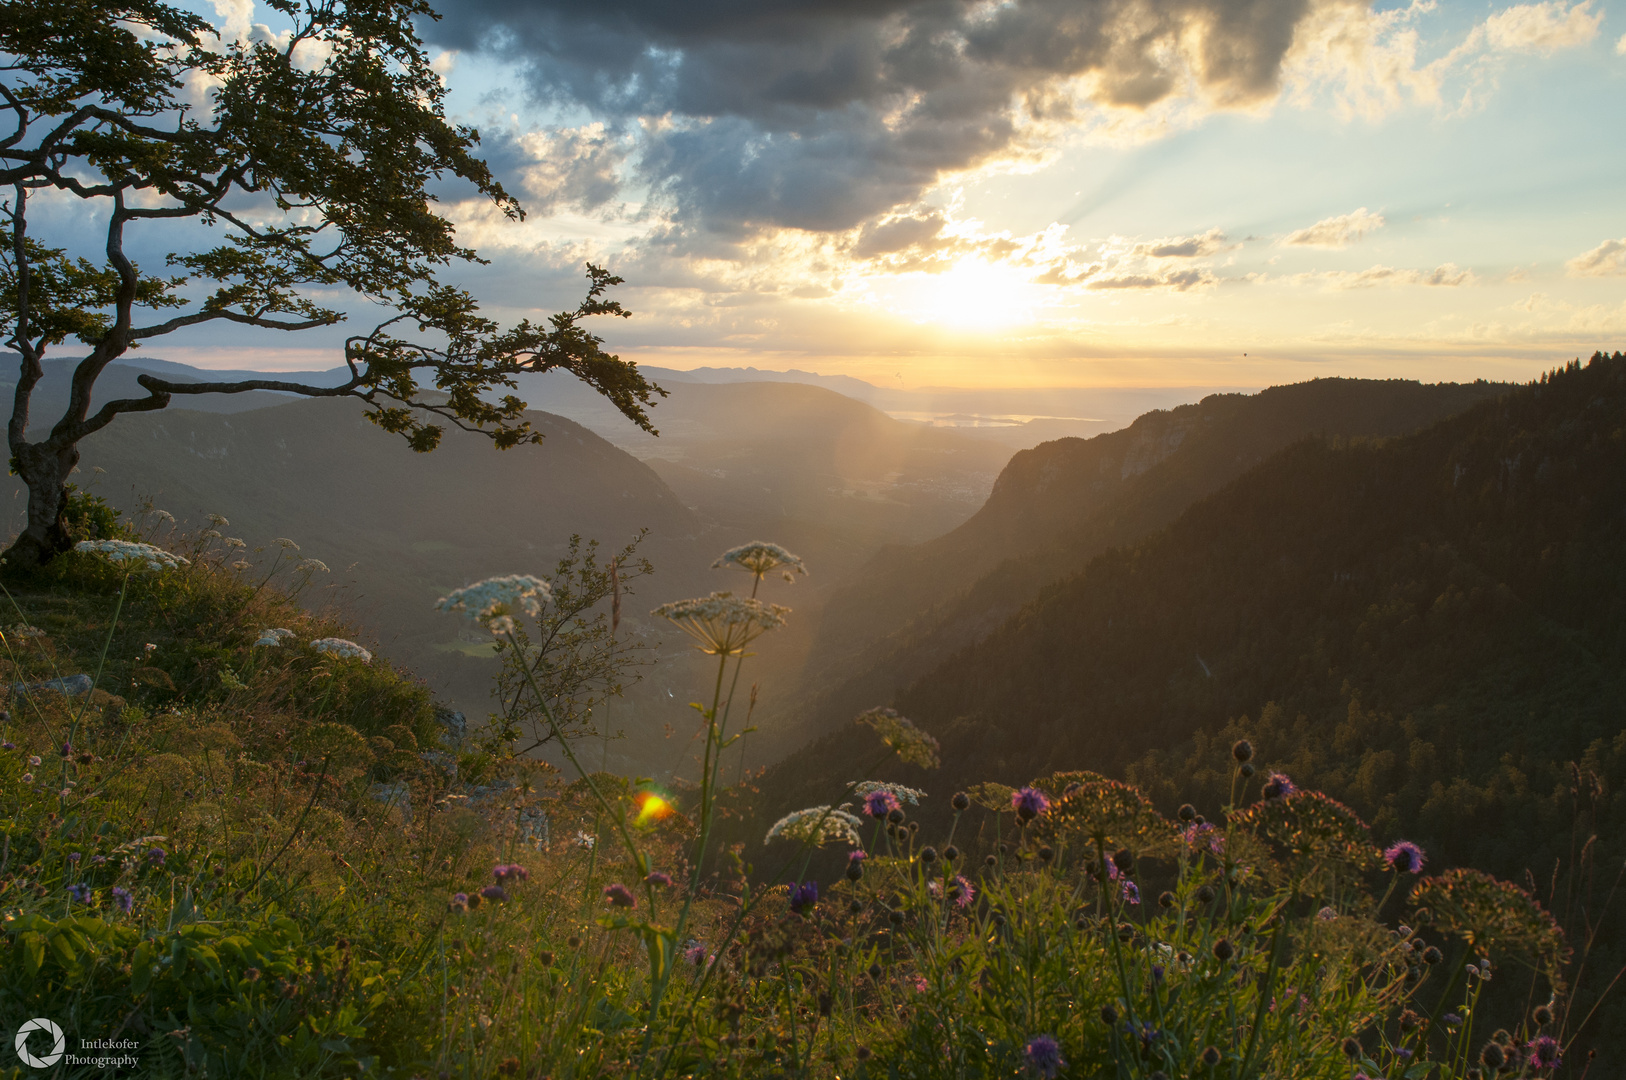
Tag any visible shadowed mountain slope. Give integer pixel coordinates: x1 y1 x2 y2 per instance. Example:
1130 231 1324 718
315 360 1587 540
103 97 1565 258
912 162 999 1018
756 354 1626 878
762 376 1510 757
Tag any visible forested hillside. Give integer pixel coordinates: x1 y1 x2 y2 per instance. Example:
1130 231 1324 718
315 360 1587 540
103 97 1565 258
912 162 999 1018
747 352 1626 1045
763 376 1509 759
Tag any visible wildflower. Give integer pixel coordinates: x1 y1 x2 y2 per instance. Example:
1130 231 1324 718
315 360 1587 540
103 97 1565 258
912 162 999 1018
68 852 80 863
1260 772 1295 800
1121 881 1141 905
207 513 229 527
0 742 11 750
224 537 246 549
479 884 507 903
1112 848 1135 874
1023 1034 1065 1079
645 871 672 887
1011 786 1050 822
449 893 469 912
846 850 866 881
1384 840 1425 874
1444 1014 1463 1026
1202 1046 1222 1066
1181 820 1223 856
913 975 929 993
788 880 818 914
74 539 190 572
852 780 926 804
764 805 864 847
1317 906 1338 921
254 628 295 647
863 789 900 819
603 883 636 908
683 941 707 966
952 791 970 811
29 755 41 766
112 886 133 913
1212 938 1234 961
1232 739 1254 762
1526 1035 1560 1069
947 875 975 909
274 537 300 550
653 592 788 656
494 864 530 884
20 773 33 784
574 830 596 850
311 637 372 662
856 707 941 769
1342 1037 1361 1057
712 542 807 579
150 509 174 523
297 558 328 574
66 883 90 903
437 575 552 635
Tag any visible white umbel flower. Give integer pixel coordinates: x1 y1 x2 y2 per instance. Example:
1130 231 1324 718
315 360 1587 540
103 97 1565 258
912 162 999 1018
712 542 807 578
436 575 552 635
311 637 372 662
74 540 190 572
764 806 864 847
255 628 296 648
652 592 788 655
852 781 928 805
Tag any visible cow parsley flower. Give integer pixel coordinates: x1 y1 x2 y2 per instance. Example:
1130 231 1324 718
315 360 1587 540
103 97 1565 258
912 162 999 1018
852 780 926 805
437 575 552 635
856 707 941 769
255 628 295 648
311 637 372 662
712 542 808 579
150 509 175 524
653 592 789 655
274 537 300 550
296 558 328 574
206 513 229 527
765 806 864 847
74 539 189 572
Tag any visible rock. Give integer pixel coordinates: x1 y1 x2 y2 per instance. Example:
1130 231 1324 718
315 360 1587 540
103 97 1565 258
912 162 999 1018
11 673 94 699
366 780 412 823
434 705 467 748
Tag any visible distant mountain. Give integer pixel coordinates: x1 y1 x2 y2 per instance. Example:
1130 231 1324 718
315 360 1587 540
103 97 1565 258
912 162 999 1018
755 354 1626 885
763 376 1511 760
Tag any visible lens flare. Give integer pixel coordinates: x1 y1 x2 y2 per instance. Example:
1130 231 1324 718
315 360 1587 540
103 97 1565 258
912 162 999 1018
636 792 674 826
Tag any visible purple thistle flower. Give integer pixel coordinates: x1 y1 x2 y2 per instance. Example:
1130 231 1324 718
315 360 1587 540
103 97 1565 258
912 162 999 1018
683 941 707 966
111 886 133 913
644 871 672 887
479 884 507 903
1384 841 1425 874
848 849 867 863
146 846 166 865
603 883 637 908
1023 1034 1065 1079
1 742 13 750
91 854 107 865
1261 772 1295 801
788 880 818 914
66 883 90 903
449 892 469 912
1526 1035 1561 1069
67 852 81 863
864 790 900 819
1011 787 1050 822
493 864 530 883
1121 881 1141 905
947 874 975 909
1182 821 1224 855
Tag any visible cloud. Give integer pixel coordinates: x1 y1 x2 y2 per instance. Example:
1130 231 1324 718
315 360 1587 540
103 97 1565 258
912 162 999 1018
1086 268 1216 291
425 0 1342 243
1617 31 1626 55
1133 228 1231 258
1567 237 1626 276
1281 207 1384 249
1478 0 1601 53
1289 262 1474 288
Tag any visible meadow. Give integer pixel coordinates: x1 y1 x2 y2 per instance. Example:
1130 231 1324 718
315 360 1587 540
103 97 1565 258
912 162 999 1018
0 517 1594 1078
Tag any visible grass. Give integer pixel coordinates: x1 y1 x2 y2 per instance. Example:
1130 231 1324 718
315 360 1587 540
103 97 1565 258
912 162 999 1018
0 528 1600 1079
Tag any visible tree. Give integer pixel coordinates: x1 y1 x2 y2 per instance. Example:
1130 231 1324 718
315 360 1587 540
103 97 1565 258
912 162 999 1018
0 0 663 570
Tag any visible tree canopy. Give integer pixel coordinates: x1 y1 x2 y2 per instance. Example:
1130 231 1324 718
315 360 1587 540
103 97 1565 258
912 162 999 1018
0 0 663 566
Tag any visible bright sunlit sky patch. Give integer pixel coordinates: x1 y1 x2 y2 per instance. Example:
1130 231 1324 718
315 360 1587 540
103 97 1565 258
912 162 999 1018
156 0 1626 388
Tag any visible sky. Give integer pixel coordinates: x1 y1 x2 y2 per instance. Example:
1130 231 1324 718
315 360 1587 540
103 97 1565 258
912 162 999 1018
103 0 1626 388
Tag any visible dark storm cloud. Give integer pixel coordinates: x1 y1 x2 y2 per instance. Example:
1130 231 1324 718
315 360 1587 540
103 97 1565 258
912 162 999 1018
427 0 1326 239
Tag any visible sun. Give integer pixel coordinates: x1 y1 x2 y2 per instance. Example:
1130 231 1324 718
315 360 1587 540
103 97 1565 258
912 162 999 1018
872 258 1044 332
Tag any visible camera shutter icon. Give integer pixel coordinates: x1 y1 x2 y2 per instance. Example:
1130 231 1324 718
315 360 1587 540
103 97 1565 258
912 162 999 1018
14 1018 65 1068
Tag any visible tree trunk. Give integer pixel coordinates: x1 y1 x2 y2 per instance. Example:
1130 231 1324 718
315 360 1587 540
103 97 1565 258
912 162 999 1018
3 442 79 574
